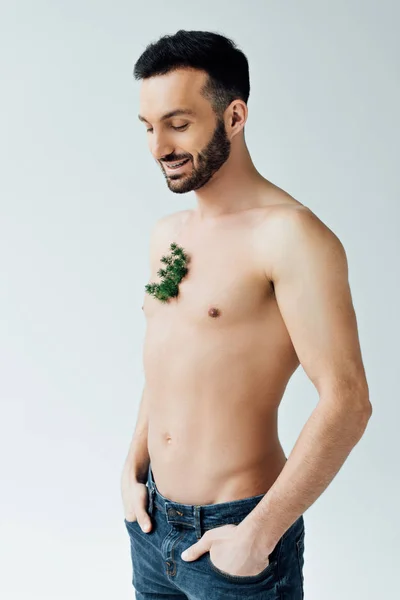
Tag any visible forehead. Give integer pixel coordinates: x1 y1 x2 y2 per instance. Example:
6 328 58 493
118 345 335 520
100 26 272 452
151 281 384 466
138 68 210 122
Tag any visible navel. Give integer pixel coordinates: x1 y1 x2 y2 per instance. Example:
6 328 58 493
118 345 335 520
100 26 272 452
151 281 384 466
208 306 221 318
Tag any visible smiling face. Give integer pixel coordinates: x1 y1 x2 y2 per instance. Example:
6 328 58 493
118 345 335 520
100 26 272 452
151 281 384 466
138 68 232 194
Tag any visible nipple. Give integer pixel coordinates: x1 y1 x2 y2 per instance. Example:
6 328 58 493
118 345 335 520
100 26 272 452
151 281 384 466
208 306 221 318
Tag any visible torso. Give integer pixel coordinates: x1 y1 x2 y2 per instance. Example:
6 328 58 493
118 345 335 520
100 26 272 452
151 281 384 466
143 187 305 504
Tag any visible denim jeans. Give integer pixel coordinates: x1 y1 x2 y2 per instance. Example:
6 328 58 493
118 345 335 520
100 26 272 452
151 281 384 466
124 464 305 599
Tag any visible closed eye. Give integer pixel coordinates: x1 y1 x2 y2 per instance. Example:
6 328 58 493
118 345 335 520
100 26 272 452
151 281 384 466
146 124 189 133
173 124 189 131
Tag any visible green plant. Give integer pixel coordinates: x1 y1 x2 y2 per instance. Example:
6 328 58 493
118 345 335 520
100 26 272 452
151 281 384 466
145 242 189 303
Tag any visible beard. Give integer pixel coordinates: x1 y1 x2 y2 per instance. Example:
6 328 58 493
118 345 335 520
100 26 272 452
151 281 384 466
160 117 231 194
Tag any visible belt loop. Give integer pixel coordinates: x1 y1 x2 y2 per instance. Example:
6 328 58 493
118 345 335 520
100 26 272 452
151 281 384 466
148 485 154 515
147 463 151 486
194 506 202 539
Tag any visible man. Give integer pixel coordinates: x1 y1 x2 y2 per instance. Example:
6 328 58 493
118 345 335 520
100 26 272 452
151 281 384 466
121 30 372 599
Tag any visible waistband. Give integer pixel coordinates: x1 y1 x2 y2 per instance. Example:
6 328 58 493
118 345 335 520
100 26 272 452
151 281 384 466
146 463 268 538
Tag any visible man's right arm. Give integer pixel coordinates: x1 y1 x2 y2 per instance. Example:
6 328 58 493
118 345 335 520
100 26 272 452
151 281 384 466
120 210 188 485
121 386 150 484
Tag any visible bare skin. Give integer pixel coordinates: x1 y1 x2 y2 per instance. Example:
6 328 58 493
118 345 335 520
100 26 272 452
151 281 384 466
143 188 306 505
122 65 371 547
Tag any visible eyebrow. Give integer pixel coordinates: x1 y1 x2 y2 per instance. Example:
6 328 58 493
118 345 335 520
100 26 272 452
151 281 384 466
138 109 196 123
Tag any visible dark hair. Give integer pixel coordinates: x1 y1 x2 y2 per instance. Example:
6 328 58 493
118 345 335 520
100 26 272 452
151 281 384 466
133 30 250 118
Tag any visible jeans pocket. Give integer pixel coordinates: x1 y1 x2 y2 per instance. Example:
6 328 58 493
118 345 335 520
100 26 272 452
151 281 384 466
124 517 139 529
205 549 277 585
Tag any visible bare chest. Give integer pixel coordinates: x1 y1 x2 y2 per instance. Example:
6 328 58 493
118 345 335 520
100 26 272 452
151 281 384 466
143 226 272 329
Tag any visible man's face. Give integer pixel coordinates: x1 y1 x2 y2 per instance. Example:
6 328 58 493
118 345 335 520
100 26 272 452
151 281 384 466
138 69 232 194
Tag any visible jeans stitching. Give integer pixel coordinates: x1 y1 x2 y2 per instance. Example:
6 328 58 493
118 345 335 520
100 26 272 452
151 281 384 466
169 529 186 576
295 531 305 599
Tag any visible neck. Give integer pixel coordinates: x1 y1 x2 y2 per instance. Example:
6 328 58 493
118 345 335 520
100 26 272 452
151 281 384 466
193 143 269 221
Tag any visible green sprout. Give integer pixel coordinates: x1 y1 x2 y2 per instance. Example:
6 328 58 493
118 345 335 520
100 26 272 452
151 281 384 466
145 242 189 303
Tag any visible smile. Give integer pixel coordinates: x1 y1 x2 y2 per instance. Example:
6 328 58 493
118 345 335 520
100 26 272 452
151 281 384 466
164 158 190 172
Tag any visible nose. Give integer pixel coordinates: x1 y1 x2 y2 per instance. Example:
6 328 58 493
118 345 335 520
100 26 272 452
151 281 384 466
150 132 175 161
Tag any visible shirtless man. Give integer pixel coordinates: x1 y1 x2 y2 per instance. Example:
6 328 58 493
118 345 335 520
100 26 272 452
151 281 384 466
121 30 372 599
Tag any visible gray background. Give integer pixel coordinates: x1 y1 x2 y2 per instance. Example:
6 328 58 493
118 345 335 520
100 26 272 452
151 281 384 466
1 1 398 598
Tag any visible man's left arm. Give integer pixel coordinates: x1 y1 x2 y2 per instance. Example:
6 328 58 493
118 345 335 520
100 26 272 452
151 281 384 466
237 206 373 552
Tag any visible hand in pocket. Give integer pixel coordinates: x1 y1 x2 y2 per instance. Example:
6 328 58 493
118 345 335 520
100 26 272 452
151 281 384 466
121 477 152 533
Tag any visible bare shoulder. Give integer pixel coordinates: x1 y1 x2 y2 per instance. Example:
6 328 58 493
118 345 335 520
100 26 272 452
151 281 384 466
256 200 346 282
268 203 335 232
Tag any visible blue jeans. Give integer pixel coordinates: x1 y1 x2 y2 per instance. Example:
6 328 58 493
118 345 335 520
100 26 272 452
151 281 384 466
124 464 305 599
